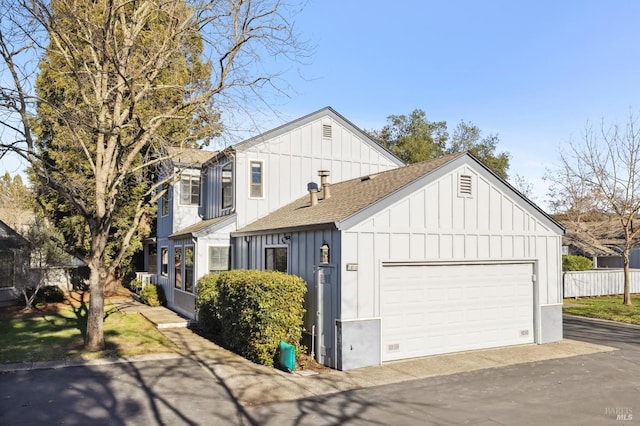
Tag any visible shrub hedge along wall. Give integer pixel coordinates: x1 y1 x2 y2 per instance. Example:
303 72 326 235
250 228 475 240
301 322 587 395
140 283 166 307
196 270 307 366
562 254 593 271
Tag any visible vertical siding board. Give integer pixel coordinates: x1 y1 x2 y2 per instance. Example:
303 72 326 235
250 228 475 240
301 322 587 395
425 186 439 228
439 176 453 229
465 234 478 258
411 233 426 259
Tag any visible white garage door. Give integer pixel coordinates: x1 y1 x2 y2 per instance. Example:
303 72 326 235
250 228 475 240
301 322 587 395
380 262 534 362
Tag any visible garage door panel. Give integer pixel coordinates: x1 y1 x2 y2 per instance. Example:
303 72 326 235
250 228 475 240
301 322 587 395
381 263 534 362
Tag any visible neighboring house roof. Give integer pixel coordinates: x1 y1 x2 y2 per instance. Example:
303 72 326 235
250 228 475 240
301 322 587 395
203 106 404 168
233 152 564 236
0 219 29 250
169 214 236 239
561 219 632 257
0 208 35 236
166 146 217 168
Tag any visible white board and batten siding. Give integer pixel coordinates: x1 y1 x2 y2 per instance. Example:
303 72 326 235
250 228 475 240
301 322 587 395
234 115 401 229
340 162 563 362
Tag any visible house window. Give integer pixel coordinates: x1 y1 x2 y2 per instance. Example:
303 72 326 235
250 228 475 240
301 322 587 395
148 244 157 274
250 160 263 198
160 247 168 276
265 247 288 273
184 246 194 293
174 247 182 289
160 184 169 216
222 162 233 209
209 246 230 273
180 175 200 205
0 251 14 288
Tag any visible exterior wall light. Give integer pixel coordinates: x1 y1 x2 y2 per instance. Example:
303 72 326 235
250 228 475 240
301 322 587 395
320 243 330 265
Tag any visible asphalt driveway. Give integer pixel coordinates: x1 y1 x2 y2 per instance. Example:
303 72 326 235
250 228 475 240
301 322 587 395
247 316 640 425
1 316 638 425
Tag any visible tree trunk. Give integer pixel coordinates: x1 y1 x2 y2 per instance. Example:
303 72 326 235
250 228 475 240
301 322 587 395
623 250 633 306
84 263 106 351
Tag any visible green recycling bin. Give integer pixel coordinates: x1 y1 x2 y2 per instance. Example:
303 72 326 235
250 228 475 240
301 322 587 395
279 340 296 372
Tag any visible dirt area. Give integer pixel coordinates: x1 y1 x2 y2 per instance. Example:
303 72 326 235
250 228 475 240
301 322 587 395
0 288 132 321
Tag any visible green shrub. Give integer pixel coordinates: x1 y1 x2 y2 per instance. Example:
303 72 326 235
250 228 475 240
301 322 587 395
198 269 307 366
126 278 143 293
562 254 593 271
140 284 166 307
195 273 221 333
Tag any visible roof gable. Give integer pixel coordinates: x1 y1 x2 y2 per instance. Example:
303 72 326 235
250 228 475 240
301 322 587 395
233 152 564 236
205 107 403 168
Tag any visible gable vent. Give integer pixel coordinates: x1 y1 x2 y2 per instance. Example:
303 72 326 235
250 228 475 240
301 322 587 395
459 174 472 196
322 124 332 139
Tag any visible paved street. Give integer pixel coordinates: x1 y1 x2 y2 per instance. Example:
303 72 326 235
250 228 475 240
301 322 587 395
246 316 640 425
1 316 639 425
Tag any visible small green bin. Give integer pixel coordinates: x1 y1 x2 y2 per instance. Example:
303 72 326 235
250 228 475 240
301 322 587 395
279 340 296 372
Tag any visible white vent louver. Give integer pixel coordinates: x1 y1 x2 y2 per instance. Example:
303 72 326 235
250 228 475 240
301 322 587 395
322 124 332 139
459 174 472 196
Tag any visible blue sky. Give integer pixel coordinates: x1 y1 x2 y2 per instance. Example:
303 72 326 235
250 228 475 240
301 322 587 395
3 1 640 208
260 0 640 205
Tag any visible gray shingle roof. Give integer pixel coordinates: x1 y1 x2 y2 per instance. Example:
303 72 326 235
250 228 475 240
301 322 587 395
166 146 217 167
234 152 466 234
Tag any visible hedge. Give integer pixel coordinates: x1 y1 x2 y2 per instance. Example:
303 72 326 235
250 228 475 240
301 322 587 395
195 273 221 333
196 269 307 366
562 254 593 271
140 283 166 307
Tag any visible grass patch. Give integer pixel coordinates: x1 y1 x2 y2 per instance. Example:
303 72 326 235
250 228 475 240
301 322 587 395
0 301 178 364
563 295 640 325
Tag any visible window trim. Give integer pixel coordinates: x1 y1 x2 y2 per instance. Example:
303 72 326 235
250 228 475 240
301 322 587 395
221 161 234 210
265 245 288 273
174 246 183 290
160 184 170 217
208 245 231 273
184 245 195 293
160 247 169 277
179 174 201 206
249 159 264 199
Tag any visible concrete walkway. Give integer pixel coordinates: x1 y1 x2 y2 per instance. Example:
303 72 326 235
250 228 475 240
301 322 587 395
2 297 618 407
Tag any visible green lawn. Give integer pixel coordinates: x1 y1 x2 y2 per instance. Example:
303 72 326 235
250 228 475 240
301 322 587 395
563 295 640 325
0 302 178 364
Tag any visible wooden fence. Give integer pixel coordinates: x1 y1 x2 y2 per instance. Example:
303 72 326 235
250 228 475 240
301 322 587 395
563 269 640 298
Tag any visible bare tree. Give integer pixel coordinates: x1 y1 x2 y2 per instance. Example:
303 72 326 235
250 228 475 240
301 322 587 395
14 220 71 310
547 114 640 305
0 0 304 349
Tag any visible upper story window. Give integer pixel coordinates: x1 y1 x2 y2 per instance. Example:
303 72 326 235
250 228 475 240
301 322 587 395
180 175 200 206
160 184 169 216
250 160 264 198
222 162 234 209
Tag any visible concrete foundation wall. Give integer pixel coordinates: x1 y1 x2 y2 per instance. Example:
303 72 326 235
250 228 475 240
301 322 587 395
337 318 381 371
540 304 563 343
